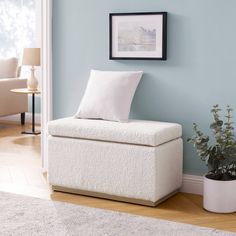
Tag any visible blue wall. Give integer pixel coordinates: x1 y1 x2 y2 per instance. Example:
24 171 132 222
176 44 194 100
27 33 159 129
52 0 236 175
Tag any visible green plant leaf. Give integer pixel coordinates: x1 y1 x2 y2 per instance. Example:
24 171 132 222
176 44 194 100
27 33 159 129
187 104 236 180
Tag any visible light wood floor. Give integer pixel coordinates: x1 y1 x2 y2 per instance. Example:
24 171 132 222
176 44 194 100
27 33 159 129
0 120 236 233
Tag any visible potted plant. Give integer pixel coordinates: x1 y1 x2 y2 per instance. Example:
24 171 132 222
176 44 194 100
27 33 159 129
188 105 236 213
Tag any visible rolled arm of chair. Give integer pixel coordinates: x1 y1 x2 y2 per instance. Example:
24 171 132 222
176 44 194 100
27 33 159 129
0 78 28 117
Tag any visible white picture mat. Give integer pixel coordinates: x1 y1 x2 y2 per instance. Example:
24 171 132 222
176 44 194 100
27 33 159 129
111 14 164 58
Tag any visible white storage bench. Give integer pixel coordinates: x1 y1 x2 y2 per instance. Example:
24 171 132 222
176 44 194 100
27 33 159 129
47 117 183 206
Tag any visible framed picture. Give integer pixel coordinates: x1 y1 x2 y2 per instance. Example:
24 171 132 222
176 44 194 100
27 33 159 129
109 12 167 60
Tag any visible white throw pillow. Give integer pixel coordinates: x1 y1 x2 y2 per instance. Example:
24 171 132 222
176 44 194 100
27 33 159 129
75 70 143 122
0 57 18 78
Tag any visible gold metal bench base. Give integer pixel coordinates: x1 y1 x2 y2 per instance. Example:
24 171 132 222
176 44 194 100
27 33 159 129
52 185 179 207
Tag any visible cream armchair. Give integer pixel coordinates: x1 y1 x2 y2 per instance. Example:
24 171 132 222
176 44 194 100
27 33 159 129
0 58 28 125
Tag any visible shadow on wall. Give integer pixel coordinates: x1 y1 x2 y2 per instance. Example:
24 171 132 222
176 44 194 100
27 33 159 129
112 13 197 68
125 13 200 122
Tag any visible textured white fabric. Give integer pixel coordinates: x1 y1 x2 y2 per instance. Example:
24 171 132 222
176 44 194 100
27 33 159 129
48 117 182 147
0 58 18 78
48 137 183 202
75 70 143 122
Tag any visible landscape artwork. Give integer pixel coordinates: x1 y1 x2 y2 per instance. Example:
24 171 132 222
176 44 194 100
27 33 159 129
118 22 156 52
109 12 167 60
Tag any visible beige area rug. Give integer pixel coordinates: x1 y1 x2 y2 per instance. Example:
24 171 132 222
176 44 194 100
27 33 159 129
0 191 235 236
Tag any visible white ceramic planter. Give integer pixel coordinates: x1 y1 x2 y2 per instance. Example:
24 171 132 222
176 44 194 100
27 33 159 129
203 176 236 213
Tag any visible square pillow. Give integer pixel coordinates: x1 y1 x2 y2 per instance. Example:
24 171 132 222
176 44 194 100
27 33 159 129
75 70 143 122
0 57 18 78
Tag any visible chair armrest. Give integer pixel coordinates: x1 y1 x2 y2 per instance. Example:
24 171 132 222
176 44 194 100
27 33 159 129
0 77 27 86
0 78 28 117
0 78 27 94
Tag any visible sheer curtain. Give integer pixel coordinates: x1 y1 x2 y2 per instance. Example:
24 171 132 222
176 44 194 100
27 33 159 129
0 0 41 79
0 0 37 59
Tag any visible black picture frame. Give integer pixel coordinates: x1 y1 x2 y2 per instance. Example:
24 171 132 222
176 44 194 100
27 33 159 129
109 12 167 60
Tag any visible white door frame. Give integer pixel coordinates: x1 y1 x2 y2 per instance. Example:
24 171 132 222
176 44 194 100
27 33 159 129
41 0 52 170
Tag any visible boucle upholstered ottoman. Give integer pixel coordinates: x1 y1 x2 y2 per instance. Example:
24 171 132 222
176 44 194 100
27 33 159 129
47 118 183 206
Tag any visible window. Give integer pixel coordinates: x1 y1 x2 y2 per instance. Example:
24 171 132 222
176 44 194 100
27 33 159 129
0 0 39 59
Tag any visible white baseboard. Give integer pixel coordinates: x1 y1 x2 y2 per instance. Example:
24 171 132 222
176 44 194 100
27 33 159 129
0 112 41 124
181 174 203 195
